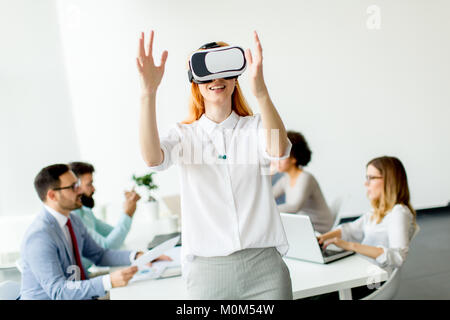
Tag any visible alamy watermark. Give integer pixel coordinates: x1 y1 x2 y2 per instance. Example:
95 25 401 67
365 265 383 290
66 265 82 290
366 5 381 30
162 128 283 176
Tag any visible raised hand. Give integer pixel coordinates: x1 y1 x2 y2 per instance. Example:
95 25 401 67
245 31 268 99
136 30 168 95
123 189 141 217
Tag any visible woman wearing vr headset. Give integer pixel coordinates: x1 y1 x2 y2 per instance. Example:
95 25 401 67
137 30 293 299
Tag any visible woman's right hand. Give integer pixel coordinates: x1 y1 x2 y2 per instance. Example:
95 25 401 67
136 30 168 95
317 229 342 246
317 234 326 246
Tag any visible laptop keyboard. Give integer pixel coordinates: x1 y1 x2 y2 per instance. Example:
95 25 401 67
322 249 343 257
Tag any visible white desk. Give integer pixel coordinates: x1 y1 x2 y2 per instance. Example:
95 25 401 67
110 209 387 300
110 254 387 300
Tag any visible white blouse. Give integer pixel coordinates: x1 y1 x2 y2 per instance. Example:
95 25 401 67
149 111 292 270
337 204 417 273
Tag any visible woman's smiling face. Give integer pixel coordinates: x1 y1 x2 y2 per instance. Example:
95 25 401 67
198 78 236 106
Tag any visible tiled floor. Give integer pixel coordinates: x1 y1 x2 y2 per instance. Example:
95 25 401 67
394 207 450 300
1 207 449 299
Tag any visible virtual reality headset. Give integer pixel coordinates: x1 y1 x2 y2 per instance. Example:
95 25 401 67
188 42 247 84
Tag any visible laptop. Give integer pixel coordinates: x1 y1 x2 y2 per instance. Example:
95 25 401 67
147 195 183 250
147 232 182 250
280 213 354 264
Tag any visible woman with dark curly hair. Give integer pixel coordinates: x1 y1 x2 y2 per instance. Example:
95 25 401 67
272 131 334 233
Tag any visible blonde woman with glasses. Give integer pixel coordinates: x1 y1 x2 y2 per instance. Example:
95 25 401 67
318 156 418 277
317 156 418 298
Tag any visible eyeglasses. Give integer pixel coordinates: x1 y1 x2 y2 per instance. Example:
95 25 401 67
53 180 81 192
365 175 383 182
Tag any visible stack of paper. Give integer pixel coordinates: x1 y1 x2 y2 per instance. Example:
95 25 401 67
130 236 181 283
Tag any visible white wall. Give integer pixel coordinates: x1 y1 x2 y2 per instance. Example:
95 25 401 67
56 0 450 218
0 0 80 217
2 0 449 219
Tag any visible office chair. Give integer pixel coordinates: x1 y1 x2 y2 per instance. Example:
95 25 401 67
330 196 344 228
0 280 21 300
361 224 421 300
360 267 402 300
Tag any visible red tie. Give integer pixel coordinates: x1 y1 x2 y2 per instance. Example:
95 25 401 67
66 219 86 280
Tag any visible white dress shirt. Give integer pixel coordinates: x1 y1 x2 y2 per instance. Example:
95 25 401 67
337 204 417 274
44 205 136 291
149 111 292 272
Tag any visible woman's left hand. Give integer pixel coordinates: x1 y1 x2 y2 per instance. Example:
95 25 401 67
245 31 269 99
322 237 353 252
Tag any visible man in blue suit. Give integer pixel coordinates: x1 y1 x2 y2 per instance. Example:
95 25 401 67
20 164 165 300
68 162 141 274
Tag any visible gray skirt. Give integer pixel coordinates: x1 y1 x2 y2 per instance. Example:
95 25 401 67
186 247 293 300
